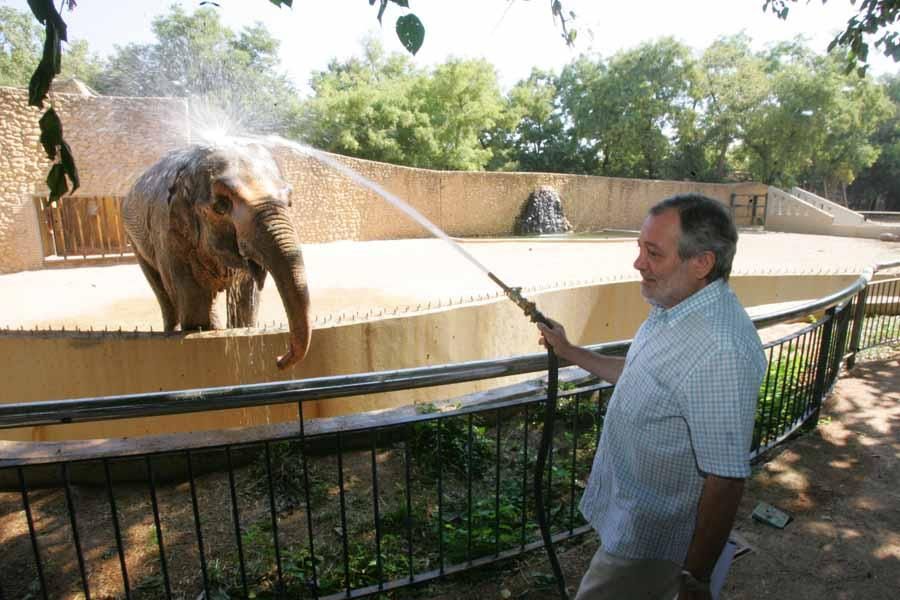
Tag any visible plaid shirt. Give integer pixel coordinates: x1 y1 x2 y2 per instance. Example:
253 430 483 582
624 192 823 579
579 279 766 563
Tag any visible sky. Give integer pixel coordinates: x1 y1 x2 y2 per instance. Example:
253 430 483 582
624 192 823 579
3 0 898 93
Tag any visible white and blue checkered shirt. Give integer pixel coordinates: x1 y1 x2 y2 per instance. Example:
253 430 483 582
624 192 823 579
579 279 766 563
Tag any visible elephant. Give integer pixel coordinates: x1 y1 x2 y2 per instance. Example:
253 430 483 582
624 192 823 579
122 142 311 369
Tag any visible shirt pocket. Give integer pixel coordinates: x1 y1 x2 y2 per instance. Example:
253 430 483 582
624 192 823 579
613 368 671 424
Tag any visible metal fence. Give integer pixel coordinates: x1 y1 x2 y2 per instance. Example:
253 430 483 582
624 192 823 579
1 264 898 600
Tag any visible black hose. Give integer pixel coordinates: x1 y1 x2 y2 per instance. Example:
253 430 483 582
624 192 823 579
484 273 568 598
533 346 568 599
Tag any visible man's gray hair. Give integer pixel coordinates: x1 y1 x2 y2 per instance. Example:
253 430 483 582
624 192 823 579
649 194 738 282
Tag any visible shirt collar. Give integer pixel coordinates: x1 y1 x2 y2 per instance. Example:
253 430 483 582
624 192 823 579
651 279 727 326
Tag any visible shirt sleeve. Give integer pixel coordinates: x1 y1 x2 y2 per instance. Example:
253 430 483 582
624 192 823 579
677 347 762 479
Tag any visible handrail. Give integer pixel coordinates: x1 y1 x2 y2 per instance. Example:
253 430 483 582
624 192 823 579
2 260 898 431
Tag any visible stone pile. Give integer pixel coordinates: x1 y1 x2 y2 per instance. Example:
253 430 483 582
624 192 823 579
514 186 572 235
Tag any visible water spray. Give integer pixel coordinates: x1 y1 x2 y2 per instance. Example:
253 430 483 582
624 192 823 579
259 136 569 599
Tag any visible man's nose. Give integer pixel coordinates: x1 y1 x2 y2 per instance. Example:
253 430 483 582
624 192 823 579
634 251 646 271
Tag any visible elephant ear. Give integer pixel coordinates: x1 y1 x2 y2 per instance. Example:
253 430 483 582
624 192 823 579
166 163 202 248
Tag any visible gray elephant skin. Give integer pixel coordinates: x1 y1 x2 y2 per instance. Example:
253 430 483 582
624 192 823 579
122 142 311 369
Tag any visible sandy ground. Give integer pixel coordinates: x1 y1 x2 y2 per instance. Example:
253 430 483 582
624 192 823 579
2 232 899 331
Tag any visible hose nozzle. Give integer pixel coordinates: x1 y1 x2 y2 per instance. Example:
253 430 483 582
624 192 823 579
487 271 548 326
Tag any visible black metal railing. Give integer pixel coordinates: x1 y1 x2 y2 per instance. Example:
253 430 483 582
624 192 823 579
1 263 898 600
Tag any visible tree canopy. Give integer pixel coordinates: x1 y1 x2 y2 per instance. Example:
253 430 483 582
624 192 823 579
296 38 506 170
93 5 301 134
5 1 898 209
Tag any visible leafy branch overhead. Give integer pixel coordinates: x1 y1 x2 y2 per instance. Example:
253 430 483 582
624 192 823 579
763 0 900 75
27 0 79 203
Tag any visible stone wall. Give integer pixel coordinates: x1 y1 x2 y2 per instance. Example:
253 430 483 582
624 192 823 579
1 87 768 274
0 86 190 272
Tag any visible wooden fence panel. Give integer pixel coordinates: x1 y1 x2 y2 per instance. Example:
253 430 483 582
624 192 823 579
34 196 132 259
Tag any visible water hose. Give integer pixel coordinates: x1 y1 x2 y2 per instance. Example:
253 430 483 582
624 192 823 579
487 273 568 600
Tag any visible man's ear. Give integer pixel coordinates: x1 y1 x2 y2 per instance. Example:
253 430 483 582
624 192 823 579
690 250 715 281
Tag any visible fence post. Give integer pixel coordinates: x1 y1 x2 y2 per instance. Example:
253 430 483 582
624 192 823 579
810 306 837 425
830 304 852 380
846 286 869 370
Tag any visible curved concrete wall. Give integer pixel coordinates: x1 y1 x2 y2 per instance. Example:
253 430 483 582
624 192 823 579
0 273 855 443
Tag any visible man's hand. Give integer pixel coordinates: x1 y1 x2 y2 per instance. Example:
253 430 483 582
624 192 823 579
537 318 572 357
536 319 626 383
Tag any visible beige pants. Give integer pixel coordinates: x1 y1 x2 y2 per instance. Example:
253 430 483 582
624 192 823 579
574 546 681 600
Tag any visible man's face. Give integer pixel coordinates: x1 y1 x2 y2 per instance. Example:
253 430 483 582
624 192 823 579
633 209 710 308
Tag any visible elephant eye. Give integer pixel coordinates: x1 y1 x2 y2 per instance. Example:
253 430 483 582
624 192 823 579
212 195 232 215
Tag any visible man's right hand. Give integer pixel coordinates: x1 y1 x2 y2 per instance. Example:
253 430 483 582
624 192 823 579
537 319 626 384
537 319 572 358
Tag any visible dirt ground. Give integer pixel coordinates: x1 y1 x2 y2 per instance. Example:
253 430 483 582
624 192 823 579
402 350 900 600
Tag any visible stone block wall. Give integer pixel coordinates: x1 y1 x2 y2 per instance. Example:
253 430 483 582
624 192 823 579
0 86 189 272
1 86 768 274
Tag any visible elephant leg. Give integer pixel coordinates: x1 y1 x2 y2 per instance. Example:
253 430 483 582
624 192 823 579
135 254 177 331
226 272 260 328
169 261 220 331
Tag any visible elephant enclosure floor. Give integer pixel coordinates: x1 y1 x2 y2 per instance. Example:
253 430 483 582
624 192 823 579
2 232 899 332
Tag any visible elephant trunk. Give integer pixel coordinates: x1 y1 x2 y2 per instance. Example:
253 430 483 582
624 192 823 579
251 203 311 370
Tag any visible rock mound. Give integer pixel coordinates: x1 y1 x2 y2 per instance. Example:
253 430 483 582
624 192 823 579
514 186 572 235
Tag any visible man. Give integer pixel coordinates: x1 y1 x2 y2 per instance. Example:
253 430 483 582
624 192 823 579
538 194 766 600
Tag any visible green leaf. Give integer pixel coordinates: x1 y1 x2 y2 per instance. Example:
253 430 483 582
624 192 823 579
41 21 62 75
27 0 51 23
268 0 292 6
60 142 80 194
391 0 410 7
38 107 63 159
396 13 424 55
28 60 54 108
46 163 69 202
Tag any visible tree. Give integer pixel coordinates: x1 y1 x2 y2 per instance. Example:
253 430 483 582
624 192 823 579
560 40 697 179
847 74 900 209
412 58 506 170
734 43 891 188
297 38 427 164
693 34 769 181
489 68 584 172
0 6 42 86
764 0 900 75
298 39 507 170
1 6 102 87
94 6 301 134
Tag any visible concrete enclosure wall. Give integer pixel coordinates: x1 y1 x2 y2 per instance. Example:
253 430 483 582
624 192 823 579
770 186 900 239
1 86 768 273
0 273 856 442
